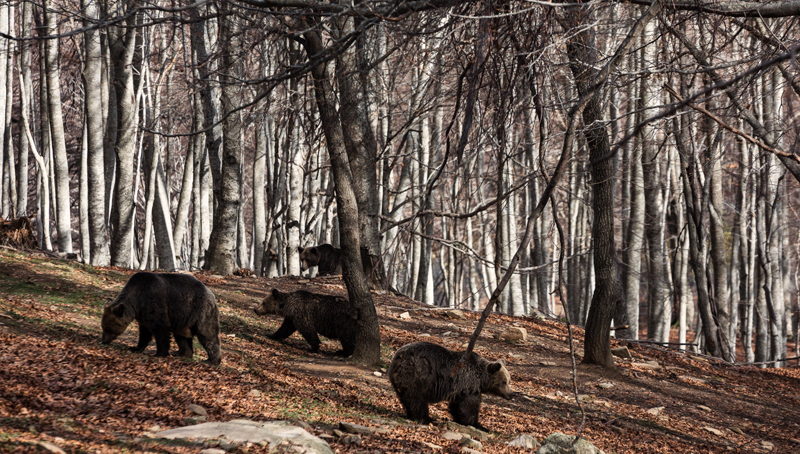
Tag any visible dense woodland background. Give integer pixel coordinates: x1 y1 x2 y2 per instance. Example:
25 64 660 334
0 0 799 367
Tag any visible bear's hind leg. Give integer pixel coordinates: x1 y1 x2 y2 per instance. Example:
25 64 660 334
398 393 431 423
449 392 484 430
173 335 194 358
269 320 296 341
132 325 153 352
153 329 172 357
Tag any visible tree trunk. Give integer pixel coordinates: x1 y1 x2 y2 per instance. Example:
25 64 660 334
43 0 73 253
17 1 32 217
205 3 242 276
83 0 111 266
108 3 139 267
303 22 380 366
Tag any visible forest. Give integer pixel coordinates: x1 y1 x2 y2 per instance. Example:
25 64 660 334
0 0 799 368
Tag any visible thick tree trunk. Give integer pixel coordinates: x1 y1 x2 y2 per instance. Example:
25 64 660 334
17 1 32 217
0 2 8 218
303 23 380 366
108 4 138 267
252 117 268 274
43 0 73 253
83 0 111 266
205 3 242 276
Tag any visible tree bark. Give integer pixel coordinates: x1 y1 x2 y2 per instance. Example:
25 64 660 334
302 22 380 366
43 0 73 253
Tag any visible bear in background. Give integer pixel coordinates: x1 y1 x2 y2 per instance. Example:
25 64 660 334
299 244 342 276
388 341 513 430
101 272 221 365
253 288 356 356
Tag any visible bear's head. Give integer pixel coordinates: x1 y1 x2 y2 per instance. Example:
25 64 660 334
484 360 513 400
298 246 321 271
101 299 134 344
253 288 287 316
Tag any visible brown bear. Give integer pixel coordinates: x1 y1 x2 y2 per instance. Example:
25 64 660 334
388 341 513 430
101 272 222 365
253 289 356 356
298 244 342 276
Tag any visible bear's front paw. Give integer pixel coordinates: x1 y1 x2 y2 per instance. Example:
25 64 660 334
129 346 145 352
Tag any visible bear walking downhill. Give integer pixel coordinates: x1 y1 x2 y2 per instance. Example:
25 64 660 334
388 341 513 431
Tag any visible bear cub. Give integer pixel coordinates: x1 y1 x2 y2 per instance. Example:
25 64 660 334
298 244 342 276
101 272 221 365
254 288 356 356
388 341 513 430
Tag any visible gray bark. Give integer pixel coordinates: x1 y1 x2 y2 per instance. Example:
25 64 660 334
84 0 111 266
43 0 73 253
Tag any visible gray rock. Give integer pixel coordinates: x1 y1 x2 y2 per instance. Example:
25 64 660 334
508 434 540 449
186 416 207 425
462 448 482 454
156 419 333 454
443 431 464 441
445 309 467 320
340 434 362 445
443 422 488 441
610 346 632 359
188 404 208 416
459 437 482 450
36 442 66 454
537 433 604 454
248 389 262 398
339 422 374 435
200 449 226 454
499 327 528 343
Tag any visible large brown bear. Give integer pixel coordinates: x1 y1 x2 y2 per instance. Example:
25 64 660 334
253 289 356 356
298 244 342 276
388 341 513 430
101 272 221 365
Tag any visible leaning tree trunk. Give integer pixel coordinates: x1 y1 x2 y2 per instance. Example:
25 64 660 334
43 0 72 254
303 21 380 366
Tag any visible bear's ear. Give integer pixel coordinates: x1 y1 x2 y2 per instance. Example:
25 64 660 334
112 303 126 319
271 288 281 297
488 362 503 374
298 246 304 253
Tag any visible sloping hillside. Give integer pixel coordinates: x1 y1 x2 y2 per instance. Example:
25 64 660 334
0 248 798 453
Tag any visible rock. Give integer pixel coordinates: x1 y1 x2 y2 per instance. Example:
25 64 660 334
537 433 605 454
148 425 163 432
419 333 432 337
443 431 463 441
248 390 262 398
423 441 443 450
462 448 482 454
186 416 207 425
443 422 488 441
445 309 467 320
703 427 722 436
373 371 382 377
499 327 528 343
597 382 614 389
729 427 745 436
340 434 362 445
459 437 482 450
632 362 661 370
37 442 66 454
339 422 374 435
293 420 313 430
188 404 208 416
540 361 557 367
155 419 333 454
646 407 664 416
200 449 226 454
761 441 774 450
508 434 540 449
698 405 712 412
611 346 632 359
578 394 594 402
399 312 411 320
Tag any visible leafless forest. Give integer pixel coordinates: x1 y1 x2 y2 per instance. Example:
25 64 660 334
0 0 798 367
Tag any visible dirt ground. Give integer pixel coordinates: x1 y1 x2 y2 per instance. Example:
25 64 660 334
0 247 799 453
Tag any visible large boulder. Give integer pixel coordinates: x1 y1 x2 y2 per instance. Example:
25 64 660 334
155 419 333 454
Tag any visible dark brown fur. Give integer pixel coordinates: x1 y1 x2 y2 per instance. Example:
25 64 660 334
101 272 221 365
298 244 342 276
253 289 356 356
388 341 512 430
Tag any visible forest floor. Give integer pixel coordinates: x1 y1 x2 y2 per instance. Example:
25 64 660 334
0 247 798 453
